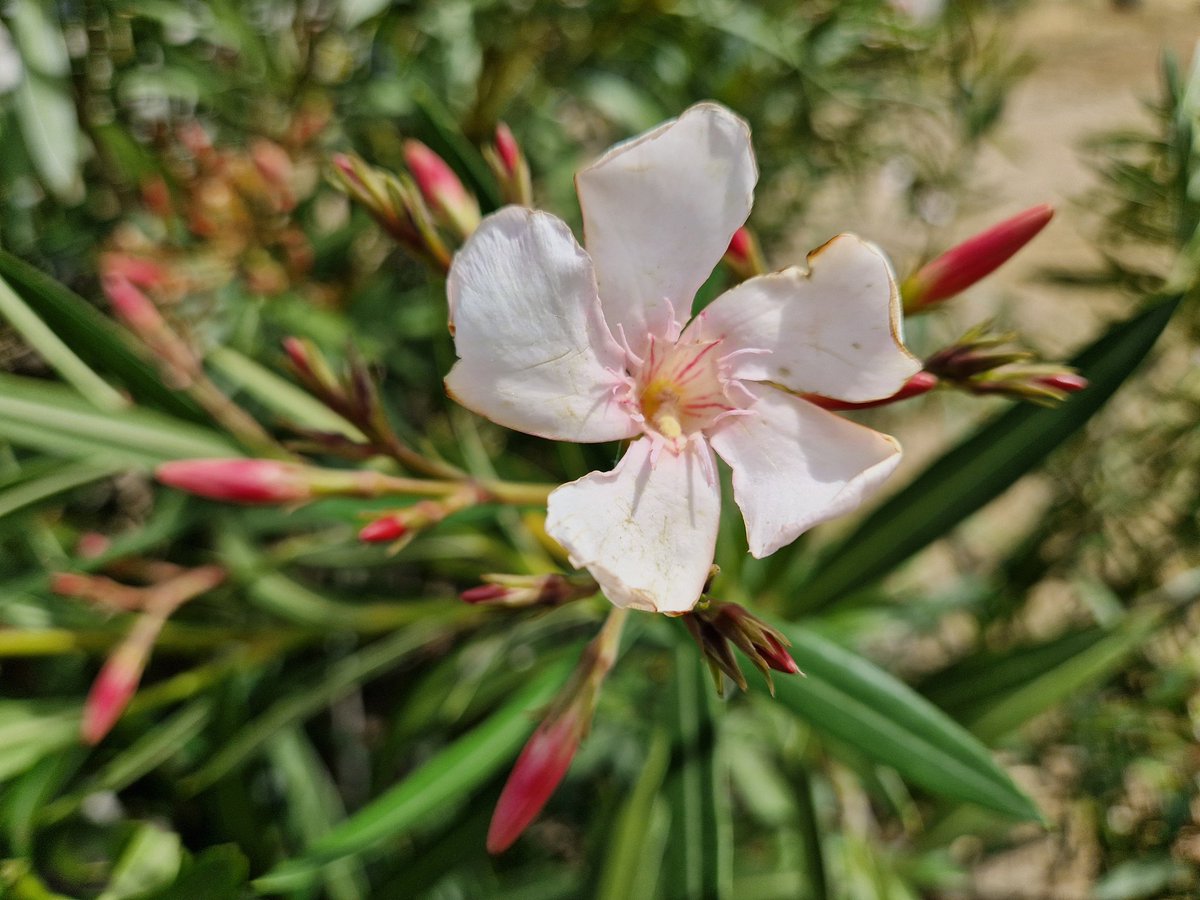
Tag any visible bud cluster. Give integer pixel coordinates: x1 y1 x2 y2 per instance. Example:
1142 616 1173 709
923 325 1088 405
333 124 533 270
682 601 801 696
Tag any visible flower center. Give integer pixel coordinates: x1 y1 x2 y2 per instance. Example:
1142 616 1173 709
636 338 734 447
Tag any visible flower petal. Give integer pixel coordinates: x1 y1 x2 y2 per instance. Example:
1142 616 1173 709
546 438 720 614
576 103 757 357
708 383 901 558
689 234 920 402
445 207 638 442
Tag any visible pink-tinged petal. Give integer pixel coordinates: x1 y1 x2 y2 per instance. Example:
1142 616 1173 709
689 234 920 403
545 438 720 614
445 207 638 442
576 103 757 356
708 383 902 558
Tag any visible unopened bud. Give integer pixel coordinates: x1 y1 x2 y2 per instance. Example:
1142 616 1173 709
156 458 313 505
102 273 200 386
924 326 1085 406
487 608 627 854
683 602 802 695
403 140 480 239
487 707 584 854
82 645 145 745
903 204 1054 312
806 371 939 411
487 123 533 206
358 515 408 544
723 226 765 280
459 573 599 608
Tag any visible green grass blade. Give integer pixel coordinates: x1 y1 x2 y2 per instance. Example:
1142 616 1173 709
252 657 572 893
0 273 126 411
773 625 1040 821
790 296 1182 612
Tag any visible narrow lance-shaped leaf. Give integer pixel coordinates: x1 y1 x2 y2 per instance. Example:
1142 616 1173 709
772 625 1040 821
663 643 732 900
789 295 1181 612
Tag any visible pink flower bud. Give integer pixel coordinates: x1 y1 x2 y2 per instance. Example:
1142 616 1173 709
759 633 801 675
76 532 112 559
727 227 753 263
403 140 480 237
1033 372 1088 394
156 459 313 505
103 273 166 335
487 709 583 854
358 515 408 543
331 153 360 185
461 584 511 604
904 204 1054 310
82 644 146 745
806 371 938 411
723 226 765 279
495 123 521 176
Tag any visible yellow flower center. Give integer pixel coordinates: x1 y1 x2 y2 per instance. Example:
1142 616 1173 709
636 338 732 446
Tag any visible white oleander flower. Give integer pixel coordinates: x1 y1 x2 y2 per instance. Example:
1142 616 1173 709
445 103 919 613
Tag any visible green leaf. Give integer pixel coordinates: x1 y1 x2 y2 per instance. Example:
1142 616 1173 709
663 644 732 900
12 71 80 203
0 459 123 521
206 346 364 439
0 372 236 466
142 846 250 900
40 700 214 828
253 658 573 893
791 296 1182 612
267 729 368 900
98 823 183 900
596 729 671 900
961 607 1164 742
182 625 442 794
0 701 81 784
0 249 202 420
772 625 1040 821
0 272 127 410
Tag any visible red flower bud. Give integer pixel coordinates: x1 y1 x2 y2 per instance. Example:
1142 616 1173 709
358 515 408 543
103 273 166 335
1033 372 1088 394
723 226 765 279
904 204 1054 311
495 123 521 176
486 709 583 854
403 140 480 237
82 643 146 745
461 584 511 604
156 459 313 505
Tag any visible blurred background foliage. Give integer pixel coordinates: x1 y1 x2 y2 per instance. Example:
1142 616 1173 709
0 1 1198 898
